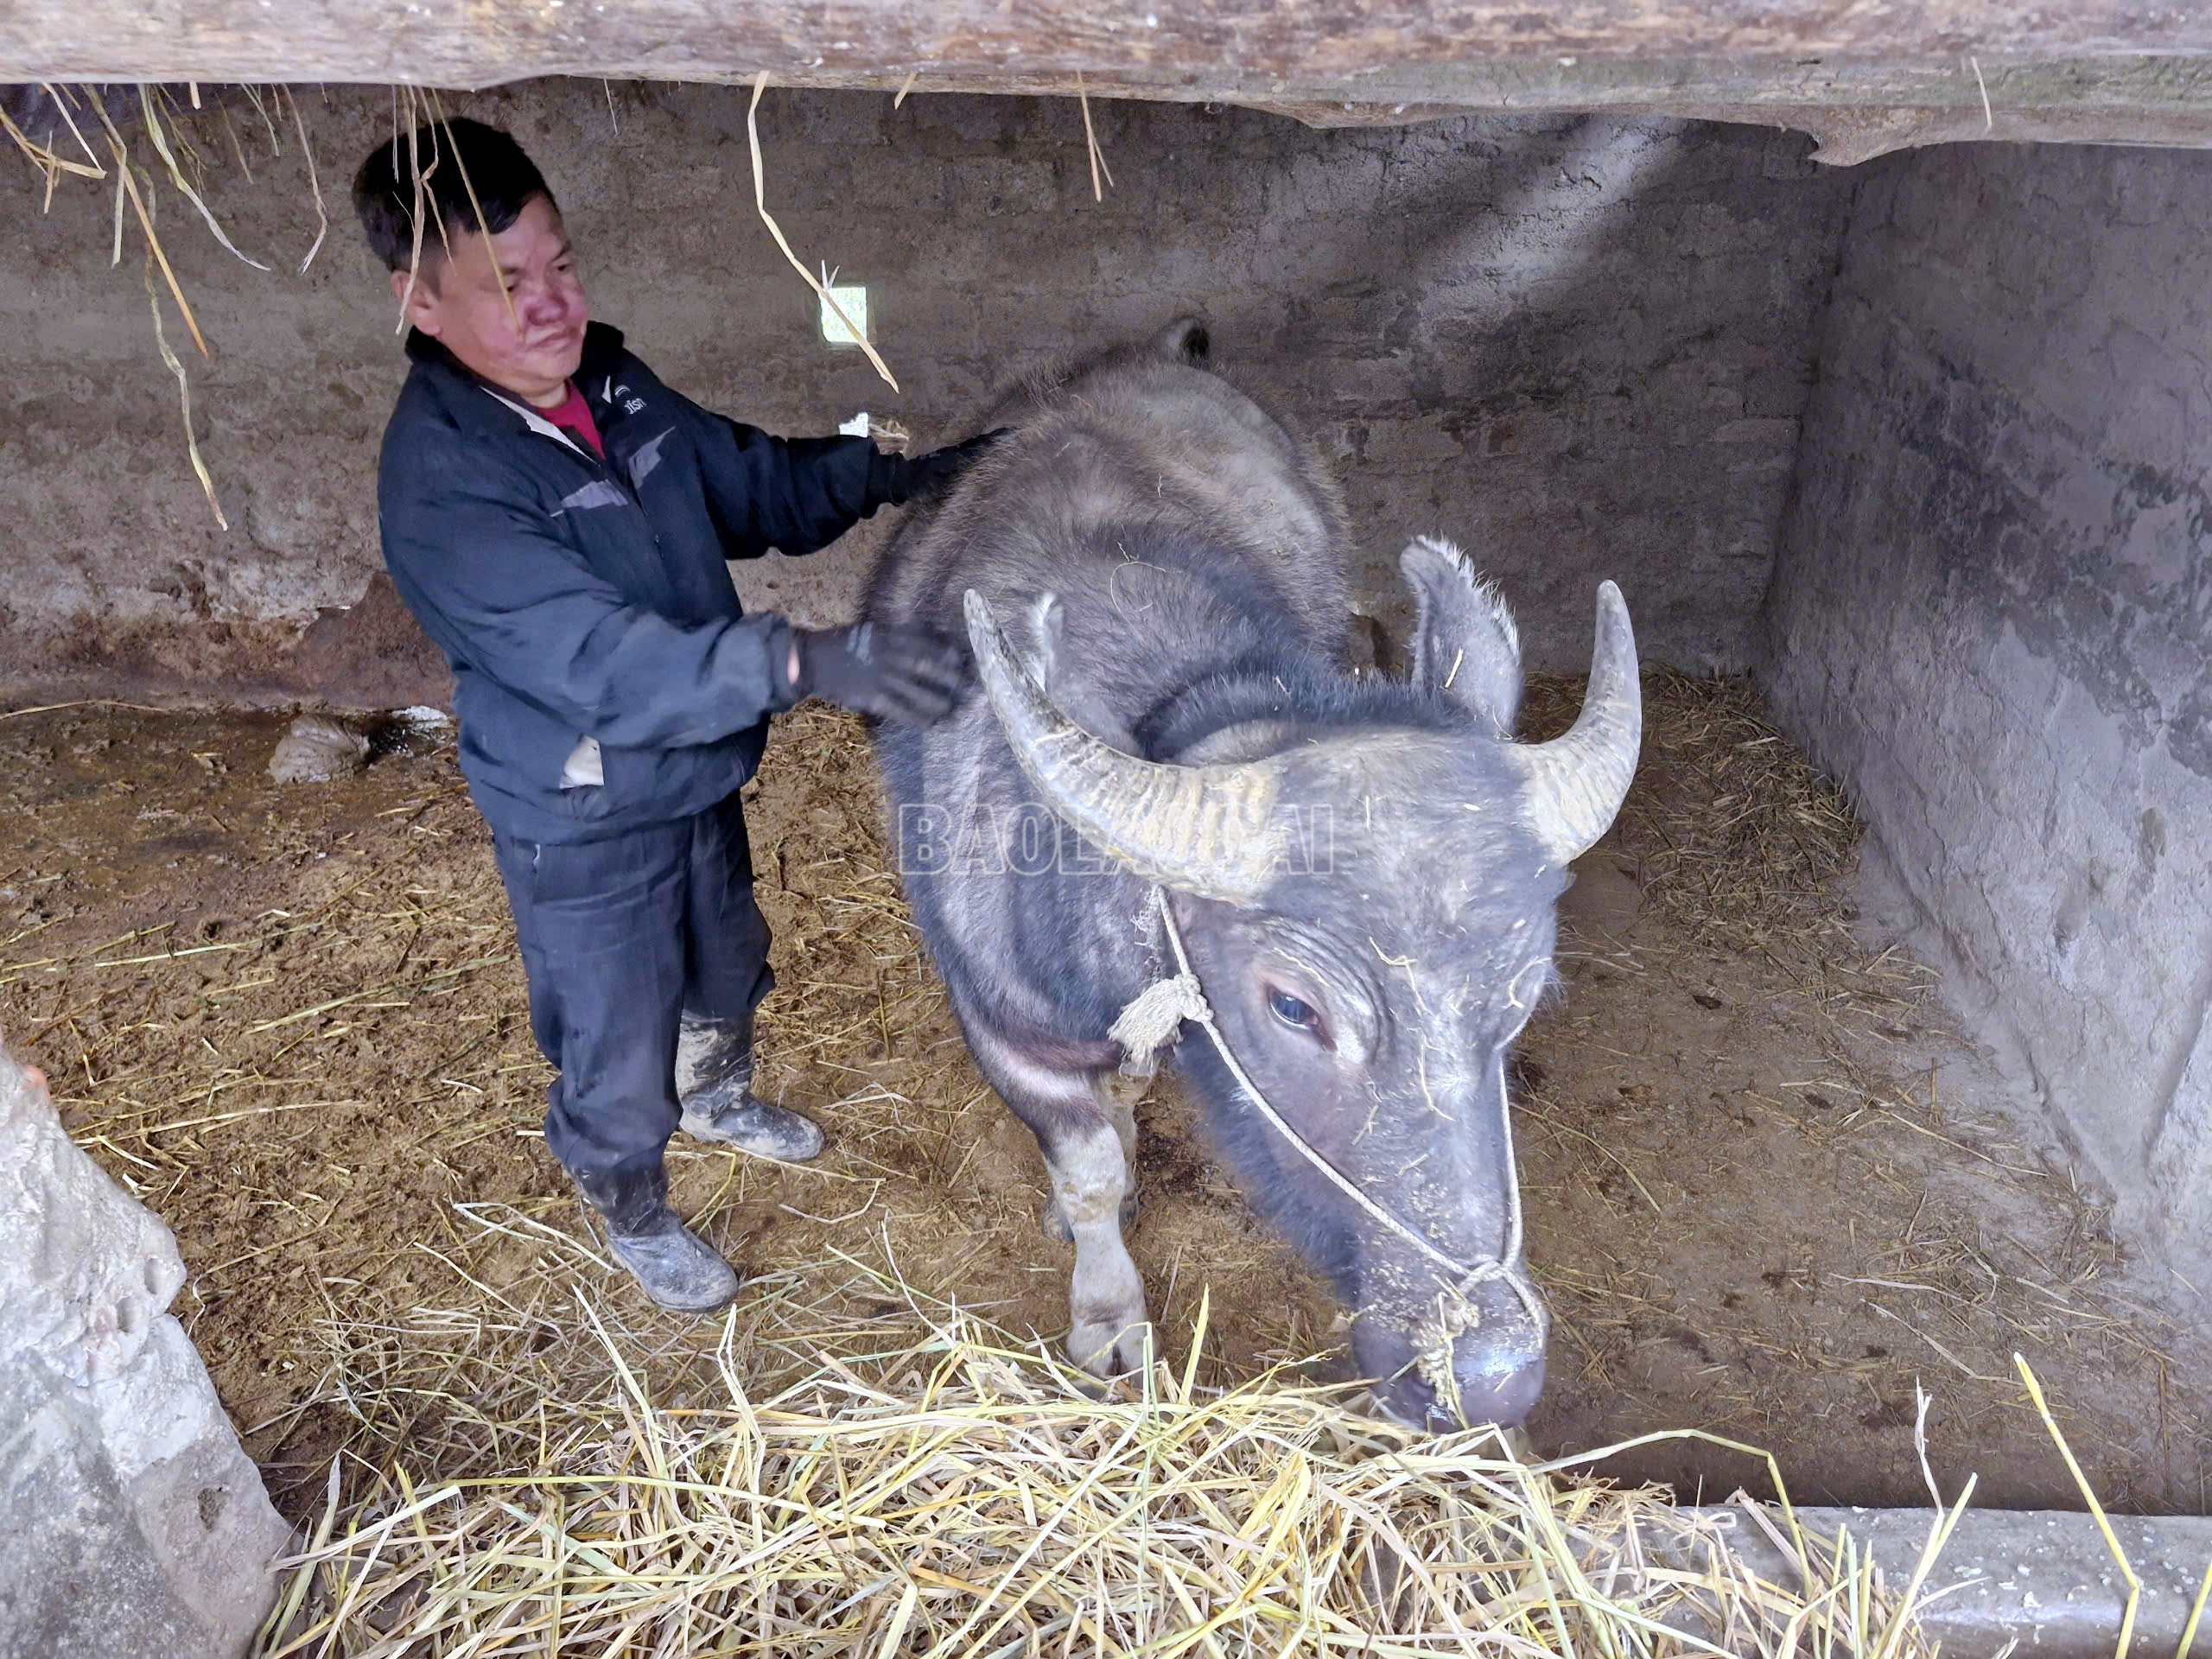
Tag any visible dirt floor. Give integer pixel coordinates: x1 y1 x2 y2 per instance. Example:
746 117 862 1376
2 679 2205 1524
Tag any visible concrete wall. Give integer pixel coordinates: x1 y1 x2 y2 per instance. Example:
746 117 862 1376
1761 142 2212 1294
0 83 1849 704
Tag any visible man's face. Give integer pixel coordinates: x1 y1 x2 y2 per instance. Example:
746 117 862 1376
393 194 588 407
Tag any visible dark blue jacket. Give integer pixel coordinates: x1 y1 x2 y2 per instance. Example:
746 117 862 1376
377 322 899 842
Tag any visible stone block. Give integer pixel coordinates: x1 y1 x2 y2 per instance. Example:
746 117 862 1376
0 1040 293 1659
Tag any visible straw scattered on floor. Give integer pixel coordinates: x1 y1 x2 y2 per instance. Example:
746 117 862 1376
3 679 2203 1535
257 1262 1949 1659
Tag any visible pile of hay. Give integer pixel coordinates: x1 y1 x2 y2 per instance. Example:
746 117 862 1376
258 1265 1946 1657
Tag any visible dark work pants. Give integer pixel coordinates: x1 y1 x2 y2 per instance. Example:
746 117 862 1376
491 791 774 1191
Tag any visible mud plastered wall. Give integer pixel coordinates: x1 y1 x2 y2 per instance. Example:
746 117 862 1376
1762 141 2212 1294
0 84 1848 703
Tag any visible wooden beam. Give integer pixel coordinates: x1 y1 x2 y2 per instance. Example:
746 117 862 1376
10 1 2212 85
9 1 2212 161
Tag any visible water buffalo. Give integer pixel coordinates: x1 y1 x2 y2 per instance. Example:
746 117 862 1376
863 321 1640 1429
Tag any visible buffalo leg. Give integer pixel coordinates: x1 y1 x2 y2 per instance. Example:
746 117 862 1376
1042 1071 1143 1241
1046 1116 1150 1377
963 1021 1149 1376
1099 1068 1143 1163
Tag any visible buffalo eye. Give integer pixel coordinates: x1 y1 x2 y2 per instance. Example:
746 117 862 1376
1267 987 1325 1039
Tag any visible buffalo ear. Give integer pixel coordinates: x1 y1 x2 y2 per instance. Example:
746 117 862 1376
1399 536 1523 740
1029 592 1066 690
1154 315 1210 363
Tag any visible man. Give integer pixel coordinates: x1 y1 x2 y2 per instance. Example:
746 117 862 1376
353 119 994 1313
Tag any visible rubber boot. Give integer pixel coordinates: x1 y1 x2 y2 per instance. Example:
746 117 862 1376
677 1013 825 1164
576 1163 740 1314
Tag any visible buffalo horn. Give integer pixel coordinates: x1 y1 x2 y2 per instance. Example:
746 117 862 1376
1507 582 1643 864
963 589 1286 905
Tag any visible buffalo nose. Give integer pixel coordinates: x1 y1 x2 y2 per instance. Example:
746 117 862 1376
1373 1353 1547 1433
1449 1356 1546 1429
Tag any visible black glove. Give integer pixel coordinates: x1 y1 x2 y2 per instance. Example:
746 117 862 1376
871 428 1012 505
786 622 969 724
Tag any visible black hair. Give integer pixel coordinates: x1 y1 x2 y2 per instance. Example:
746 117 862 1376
351 118 556 275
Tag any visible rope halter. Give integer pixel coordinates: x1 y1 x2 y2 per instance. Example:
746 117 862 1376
1109 887 1547 1397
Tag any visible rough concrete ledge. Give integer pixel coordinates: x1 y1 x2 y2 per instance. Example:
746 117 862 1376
1700 1507 2212 1656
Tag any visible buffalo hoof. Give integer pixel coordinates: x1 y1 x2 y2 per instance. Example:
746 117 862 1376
1069 1313 1152 1380
1068 1248 1150 1378
1039 1189 1139 1243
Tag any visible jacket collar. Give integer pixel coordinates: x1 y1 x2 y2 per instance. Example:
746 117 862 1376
479 385 591 458
404 321 631 442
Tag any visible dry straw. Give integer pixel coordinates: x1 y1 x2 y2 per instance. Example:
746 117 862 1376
2015 1351 2143 1659
258 1264 1947 1658
4 82 328 526
5 669 2200 1656
747 74 900 393
1077 73 1116 203
1522 666 1866 957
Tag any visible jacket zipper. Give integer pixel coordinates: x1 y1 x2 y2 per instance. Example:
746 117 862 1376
486 385 649 515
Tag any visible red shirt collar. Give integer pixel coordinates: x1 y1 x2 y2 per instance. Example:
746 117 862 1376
537 381 606 460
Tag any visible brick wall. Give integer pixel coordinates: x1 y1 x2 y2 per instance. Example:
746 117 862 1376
0 85 1848 700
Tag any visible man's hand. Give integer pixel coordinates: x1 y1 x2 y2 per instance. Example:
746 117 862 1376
878 428 1013 505
787 623 968 724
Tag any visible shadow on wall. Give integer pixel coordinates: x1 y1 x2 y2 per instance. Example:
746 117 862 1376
0 84 1849 709
1236 111 1840 666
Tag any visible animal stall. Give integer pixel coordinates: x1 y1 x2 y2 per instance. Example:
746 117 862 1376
3 10 2209 1654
